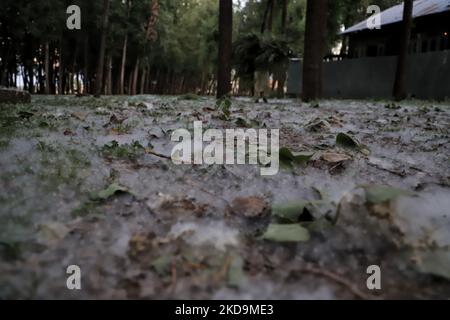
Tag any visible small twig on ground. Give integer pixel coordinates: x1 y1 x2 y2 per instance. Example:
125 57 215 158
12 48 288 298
299 265 370 300
186 179 234 213
170 260 178 295
367 162 407 177
213 253 232 285
222 165 243 179
145 149 171 160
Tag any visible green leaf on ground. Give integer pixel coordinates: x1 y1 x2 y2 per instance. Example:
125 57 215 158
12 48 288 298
415 249 450 280
216 97 232 120
361 185 414 204
336 132 359 149
0 241 23 261
272 201 309 222
235 117 248 127
90 183 129 201
38 222 70 246
293 152 315 166
235 117 261 128
228 255 245 288
152 255 173 276
279 147 314 169
262 224 310 242
336 133 371 155
359 145 371 156
17 111 34 119
272 200 334 223
178 93 200 100
385 103 402 110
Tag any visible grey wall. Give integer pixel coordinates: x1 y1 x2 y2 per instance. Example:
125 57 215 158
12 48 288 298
287 50 450 100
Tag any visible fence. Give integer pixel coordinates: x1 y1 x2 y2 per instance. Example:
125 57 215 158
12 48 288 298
287 50 450 100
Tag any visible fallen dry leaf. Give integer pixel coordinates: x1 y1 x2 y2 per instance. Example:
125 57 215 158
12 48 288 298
71 112 87 121
231 196 270 218
321 152 352 163
63 129 76 136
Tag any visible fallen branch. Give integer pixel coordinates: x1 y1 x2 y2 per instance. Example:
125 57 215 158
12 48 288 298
145 148 171 160
213 253 232 285
170 260 178 294
299 265 370 300
186 179 234 213
367 162 407 177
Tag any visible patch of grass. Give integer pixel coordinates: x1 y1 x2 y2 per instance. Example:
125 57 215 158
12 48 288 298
380 127 402 132
36 143 92 190
36 140 57 153
0 216 32 262
100 140 145 161
37 163 81 191
0 112 21 137
178 93 200 101
0 241 23 261
66 149 91 167
31 95 116 109
0 139 10 150
216 96 232 121
32 115 59 131
71 200 100 217
111 122 135 134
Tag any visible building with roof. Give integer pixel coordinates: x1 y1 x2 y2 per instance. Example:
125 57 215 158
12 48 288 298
343 0 450 58
287 0 450 100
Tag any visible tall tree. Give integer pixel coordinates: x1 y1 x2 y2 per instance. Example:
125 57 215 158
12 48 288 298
217 0 233 98
119 0 132 95
95 0 111 97
281 0 289 35
393 0 413 101
260 0 274 34
302 0 328 101
44 42 50 94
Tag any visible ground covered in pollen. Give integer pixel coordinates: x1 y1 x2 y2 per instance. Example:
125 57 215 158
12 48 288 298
0 95 449 299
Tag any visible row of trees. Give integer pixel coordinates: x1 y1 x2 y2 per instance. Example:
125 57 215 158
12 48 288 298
1 0 407 99
0 0 220 96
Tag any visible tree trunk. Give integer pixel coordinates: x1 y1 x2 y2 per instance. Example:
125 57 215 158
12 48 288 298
27 65 34 94
0 43 7 86
261 0 272 34
267 0 275 33
127 71 133 94
58 45 64 95
106 54 112 95
84 35 90 94
217 0 233 99
154 68 162 93
44 42 50 94
37 61 43 93
145 68 151 93
139 66 146 94
281 0 288 35
200 71 207 95
95 0 111 97
393 0 413 101
119 36 128 95
49 51 56 94
131 58 140 95
302 0 328 101
277 0 289 99
119 1 131 95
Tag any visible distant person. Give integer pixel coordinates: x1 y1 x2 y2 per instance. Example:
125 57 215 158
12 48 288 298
254 71 269 103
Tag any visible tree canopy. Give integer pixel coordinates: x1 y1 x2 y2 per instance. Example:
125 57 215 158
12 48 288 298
0 0 402 96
